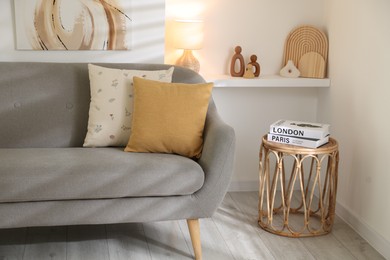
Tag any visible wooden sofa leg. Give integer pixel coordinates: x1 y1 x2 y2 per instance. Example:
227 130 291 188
187 219 202 260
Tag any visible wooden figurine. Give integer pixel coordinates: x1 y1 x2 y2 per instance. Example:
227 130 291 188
230 46 245 77
249 55 260 77
243 64 255 78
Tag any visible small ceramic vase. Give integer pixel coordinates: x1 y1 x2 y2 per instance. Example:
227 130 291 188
280 60 300 78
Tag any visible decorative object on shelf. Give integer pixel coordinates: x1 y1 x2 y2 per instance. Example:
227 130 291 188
280 60 300 78
282 25 328 78
249 55 261 77
174 20 204 73
243 64 255 79
298 52 326 78
230 46 245 77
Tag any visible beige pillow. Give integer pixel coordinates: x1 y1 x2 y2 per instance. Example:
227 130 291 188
83 64 174 147
124 77 213 158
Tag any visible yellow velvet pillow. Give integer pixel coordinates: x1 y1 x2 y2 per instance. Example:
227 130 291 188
124 77 214 158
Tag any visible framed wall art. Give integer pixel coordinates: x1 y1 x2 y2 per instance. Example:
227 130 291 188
14 0 132 50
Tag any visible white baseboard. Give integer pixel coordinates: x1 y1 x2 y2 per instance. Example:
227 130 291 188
336 201 390 259
228 180 258 192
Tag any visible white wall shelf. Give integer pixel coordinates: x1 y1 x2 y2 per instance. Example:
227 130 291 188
205 75 331 88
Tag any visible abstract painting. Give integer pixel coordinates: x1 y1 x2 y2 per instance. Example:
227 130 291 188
14 0 132 50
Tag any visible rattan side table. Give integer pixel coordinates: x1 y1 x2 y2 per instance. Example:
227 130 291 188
258 135 339 237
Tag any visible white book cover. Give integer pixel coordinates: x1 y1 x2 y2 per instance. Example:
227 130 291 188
270 119 330 139
267 133 330 148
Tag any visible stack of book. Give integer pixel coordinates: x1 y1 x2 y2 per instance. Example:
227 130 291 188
267 119 330 148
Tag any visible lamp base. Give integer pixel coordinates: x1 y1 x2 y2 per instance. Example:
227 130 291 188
176 50 200 73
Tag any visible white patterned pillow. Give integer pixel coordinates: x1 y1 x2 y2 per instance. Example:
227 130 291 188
83 64 174 147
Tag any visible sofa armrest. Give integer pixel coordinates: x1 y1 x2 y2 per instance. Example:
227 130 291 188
195 100 236 216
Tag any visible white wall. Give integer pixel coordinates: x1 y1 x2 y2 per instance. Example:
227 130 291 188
166 0 326 76
0 0 166 63
212 87 319 190
319 0 390 258
166 0 326 190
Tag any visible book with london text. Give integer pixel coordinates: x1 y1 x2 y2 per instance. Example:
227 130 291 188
270 119 330 139
267 133 329 148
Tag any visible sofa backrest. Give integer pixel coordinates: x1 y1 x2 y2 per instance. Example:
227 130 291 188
0 62 206 148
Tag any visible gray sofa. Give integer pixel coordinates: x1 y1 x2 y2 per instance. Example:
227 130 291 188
0 62 235 259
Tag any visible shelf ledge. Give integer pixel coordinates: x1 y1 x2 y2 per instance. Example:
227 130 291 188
205 75 331 88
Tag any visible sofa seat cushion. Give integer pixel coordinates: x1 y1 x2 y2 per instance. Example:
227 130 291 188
0 148 204 203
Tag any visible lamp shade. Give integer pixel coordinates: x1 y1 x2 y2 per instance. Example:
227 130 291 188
173 20 204 50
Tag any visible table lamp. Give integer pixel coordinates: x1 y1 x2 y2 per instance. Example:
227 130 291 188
173 20 204 73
